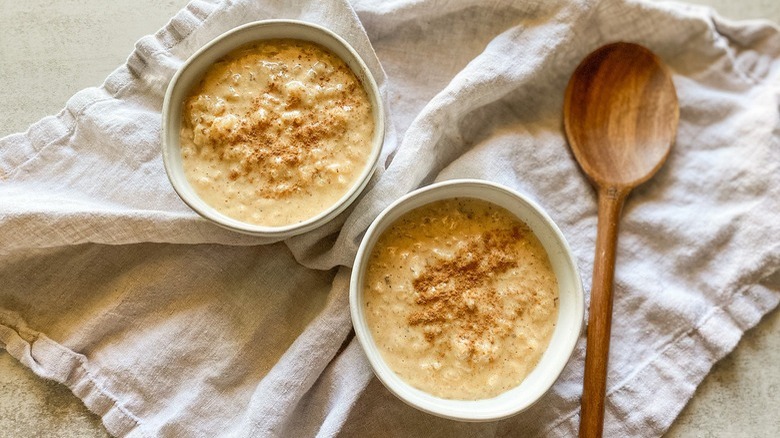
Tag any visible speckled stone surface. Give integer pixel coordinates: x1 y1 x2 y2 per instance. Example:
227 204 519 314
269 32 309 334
0 1 778 436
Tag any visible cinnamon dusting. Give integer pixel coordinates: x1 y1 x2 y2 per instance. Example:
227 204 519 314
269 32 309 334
408 226 526 361
363 198 559 400
179 38 374 226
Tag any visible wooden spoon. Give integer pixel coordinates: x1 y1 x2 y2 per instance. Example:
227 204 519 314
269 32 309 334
563 42 679 438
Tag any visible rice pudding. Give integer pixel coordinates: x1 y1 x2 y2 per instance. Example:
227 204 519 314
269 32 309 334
179 39 374 227
363 197 559 400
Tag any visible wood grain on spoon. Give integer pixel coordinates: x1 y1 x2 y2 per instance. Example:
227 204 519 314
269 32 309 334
563 42 679 438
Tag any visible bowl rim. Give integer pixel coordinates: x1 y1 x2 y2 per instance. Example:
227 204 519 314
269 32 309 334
161 19 385 238
349 178 584 421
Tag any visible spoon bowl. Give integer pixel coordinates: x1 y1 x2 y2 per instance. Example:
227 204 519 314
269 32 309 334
565 42 678 188
562 42 679 438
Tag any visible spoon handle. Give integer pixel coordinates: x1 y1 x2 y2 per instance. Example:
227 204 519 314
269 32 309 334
579 187 628 438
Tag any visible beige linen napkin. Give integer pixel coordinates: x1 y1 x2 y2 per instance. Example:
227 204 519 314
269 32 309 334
1 0 778 436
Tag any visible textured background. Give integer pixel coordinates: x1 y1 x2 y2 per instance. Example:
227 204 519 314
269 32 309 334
0 1 778 436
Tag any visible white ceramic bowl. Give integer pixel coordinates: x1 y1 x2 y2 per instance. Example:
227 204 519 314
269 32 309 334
350 179 584 421
162 20 385 238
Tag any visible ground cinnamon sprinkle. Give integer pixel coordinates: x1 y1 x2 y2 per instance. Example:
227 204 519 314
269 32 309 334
363 198 559 400
189 66 346 199
179 38 374 226
409 227 524 357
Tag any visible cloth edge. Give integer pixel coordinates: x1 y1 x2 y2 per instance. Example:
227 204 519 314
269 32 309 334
543 267 780 436
0 312 148 438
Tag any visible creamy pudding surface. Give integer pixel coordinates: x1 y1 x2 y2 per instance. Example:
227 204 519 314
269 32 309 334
179 39 374 227
363 198 559 400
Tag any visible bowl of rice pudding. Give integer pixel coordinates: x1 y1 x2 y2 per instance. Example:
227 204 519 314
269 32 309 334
350 179 584 421
162 20 384 237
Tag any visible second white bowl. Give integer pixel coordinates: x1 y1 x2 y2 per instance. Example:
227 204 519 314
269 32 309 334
350 179 584 421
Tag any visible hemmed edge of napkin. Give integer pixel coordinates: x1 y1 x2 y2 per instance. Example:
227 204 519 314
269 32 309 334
0 310 148 438
0 0 222 170
541 267 779 437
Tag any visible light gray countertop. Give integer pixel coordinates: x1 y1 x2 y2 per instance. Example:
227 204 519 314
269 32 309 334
1 1 778 436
